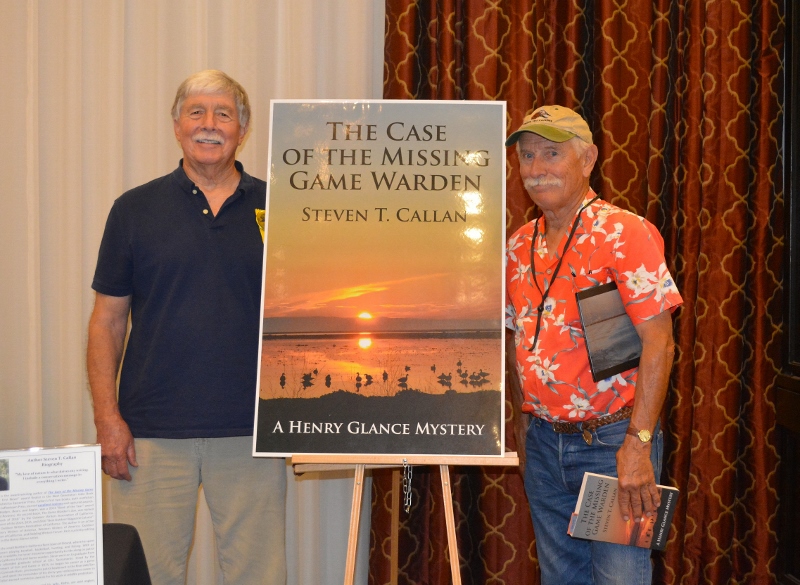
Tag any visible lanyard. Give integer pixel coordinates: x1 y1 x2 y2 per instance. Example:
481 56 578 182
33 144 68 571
523 194 600 352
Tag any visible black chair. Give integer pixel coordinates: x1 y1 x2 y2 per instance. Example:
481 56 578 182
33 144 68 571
103 523 152 585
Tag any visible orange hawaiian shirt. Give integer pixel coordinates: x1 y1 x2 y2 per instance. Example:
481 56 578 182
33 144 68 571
506 191 683 422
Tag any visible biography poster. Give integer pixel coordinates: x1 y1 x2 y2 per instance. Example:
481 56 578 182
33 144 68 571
0 445 104 584
254 100 506 457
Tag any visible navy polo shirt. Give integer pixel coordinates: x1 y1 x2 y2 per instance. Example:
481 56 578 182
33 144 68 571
92 161 266 438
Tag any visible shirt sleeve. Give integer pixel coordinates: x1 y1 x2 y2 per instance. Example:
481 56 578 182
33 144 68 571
505 228 529 331
612 215 683 324
91 200 134 297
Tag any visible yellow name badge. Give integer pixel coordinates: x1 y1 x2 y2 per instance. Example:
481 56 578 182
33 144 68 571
255 209 265 241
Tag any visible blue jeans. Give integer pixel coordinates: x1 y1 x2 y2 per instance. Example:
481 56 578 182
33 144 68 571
524 417 663 585
109 437 287 585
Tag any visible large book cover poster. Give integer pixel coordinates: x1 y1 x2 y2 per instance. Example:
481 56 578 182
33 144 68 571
253 100 506 457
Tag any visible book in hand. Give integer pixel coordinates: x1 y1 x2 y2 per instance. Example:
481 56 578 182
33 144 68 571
567 472 679 550
575 281 642 382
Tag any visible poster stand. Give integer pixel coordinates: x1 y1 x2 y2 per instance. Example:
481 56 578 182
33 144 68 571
292 451 519 585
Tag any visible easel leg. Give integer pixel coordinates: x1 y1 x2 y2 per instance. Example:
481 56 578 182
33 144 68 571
440 464 462 585
344 464 366 585
391 469 400 585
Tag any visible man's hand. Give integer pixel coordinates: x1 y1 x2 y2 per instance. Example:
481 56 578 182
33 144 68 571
616 438 660 521
96 413 137 481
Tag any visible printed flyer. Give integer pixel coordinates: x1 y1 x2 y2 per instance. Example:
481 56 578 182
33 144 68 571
254 100 506 457
0 445 104 583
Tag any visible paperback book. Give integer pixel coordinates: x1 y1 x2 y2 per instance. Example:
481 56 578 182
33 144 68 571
567 472 678 550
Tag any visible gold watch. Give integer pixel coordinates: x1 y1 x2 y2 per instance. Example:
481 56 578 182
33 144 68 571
626 424 652 443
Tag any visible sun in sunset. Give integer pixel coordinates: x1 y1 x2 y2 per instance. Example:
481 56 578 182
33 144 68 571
358 312 373 319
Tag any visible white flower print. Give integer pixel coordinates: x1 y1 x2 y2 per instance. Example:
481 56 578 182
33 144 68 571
505 303 517 330
623 264 658 297
533 403 551 419
516 362 527 387
597 373 627 392
511 260 530 283
655 263 679 301
507 233 524 263
541 296 556 318
564 394 591 419
528 355 559 384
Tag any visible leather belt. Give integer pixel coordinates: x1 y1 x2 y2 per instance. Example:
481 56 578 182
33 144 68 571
551 406 633 445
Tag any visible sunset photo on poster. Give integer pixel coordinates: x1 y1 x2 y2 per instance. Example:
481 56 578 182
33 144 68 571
254 100 505 457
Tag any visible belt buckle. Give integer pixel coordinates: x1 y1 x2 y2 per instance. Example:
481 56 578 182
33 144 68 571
582 428 593 445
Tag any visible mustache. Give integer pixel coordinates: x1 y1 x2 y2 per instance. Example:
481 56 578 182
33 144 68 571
524 177 563 189
193 131 224 144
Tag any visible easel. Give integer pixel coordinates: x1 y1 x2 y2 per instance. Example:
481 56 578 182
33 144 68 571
292 451 519 585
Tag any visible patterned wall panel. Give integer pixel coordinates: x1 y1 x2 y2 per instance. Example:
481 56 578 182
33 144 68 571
373 1 783 583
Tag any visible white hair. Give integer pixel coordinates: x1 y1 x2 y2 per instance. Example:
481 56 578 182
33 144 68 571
171 70 251 128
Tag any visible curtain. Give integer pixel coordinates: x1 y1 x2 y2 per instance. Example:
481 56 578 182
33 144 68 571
372 1 783 584
0 1 384 584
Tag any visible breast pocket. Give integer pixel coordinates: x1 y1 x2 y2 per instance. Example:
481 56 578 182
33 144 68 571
568 270 611 326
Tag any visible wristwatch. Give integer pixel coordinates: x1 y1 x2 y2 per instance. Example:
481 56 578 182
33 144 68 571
626 424 652 444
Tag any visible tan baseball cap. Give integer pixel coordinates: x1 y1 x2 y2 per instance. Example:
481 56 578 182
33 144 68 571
505 105 593 146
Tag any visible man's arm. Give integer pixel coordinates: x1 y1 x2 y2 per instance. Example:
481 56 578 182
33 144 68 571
506 328 529 474
615 309 675 521
87 292 137 481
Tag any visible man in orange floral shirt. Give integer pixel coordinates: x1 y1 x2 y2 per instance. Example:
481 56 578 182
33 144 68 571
506 105 682 584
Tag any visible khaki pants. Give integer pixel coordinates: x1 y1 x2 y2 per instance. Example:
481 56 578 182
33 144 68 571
109 436 287 585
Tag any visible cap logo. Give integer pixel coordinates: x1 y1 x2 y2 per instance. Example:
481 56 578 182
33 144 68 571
531 110 551 120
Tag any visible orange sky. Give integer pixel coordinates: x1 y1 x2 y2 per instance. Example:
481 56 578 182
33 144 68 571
262 101 505 322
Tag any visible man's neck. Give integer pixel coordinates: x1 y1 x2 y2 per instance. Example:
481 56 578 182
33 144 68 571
541 188 591 254
182 160 241 215
183 159 241 193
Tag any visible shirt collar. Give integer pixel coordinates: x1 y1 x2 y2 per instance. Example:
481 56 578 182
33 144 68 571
172 159 251 195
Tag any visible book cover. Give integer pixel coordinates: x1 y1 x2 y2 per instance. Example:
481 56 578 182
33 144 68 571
567 472 679 550
254 100 506 457
575 282 642 381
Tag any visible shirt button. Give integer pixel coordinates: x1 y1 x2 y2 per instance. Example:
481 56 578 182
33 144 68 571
203 209 209 214
546 269 552 274
193 189 198 194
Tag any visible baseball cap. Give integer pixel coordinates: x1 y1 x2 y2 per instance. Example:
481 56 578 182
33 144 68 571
505 105 593 146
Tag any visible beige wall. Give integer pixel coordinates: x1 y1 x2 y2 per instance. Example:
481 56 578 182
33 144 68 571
0 1 384 583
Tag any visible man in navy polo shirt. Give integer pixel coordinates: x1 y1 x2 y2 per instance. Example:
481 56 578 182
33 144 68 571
87 70 286 585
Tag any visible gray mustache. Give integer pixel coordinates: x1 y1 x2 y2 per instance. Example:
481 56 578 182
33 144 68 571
194 131 224 144
524 177 563 189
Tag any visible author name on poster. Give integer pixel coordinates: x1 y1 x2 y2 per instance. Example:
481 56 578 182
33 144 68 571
301 207 466 223
272 420 486 436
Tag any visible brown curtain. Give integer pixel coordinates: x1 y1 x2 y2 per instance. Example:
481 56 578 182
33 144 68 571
370 1 783 584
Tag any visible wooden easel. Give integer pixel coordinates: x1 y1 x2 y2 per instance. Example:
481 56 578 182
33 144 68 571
292 451 519 585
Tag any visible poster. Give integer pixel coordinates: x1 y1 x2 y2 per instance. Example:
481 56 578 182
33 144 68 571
254 100 505 457
0 445 104 584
